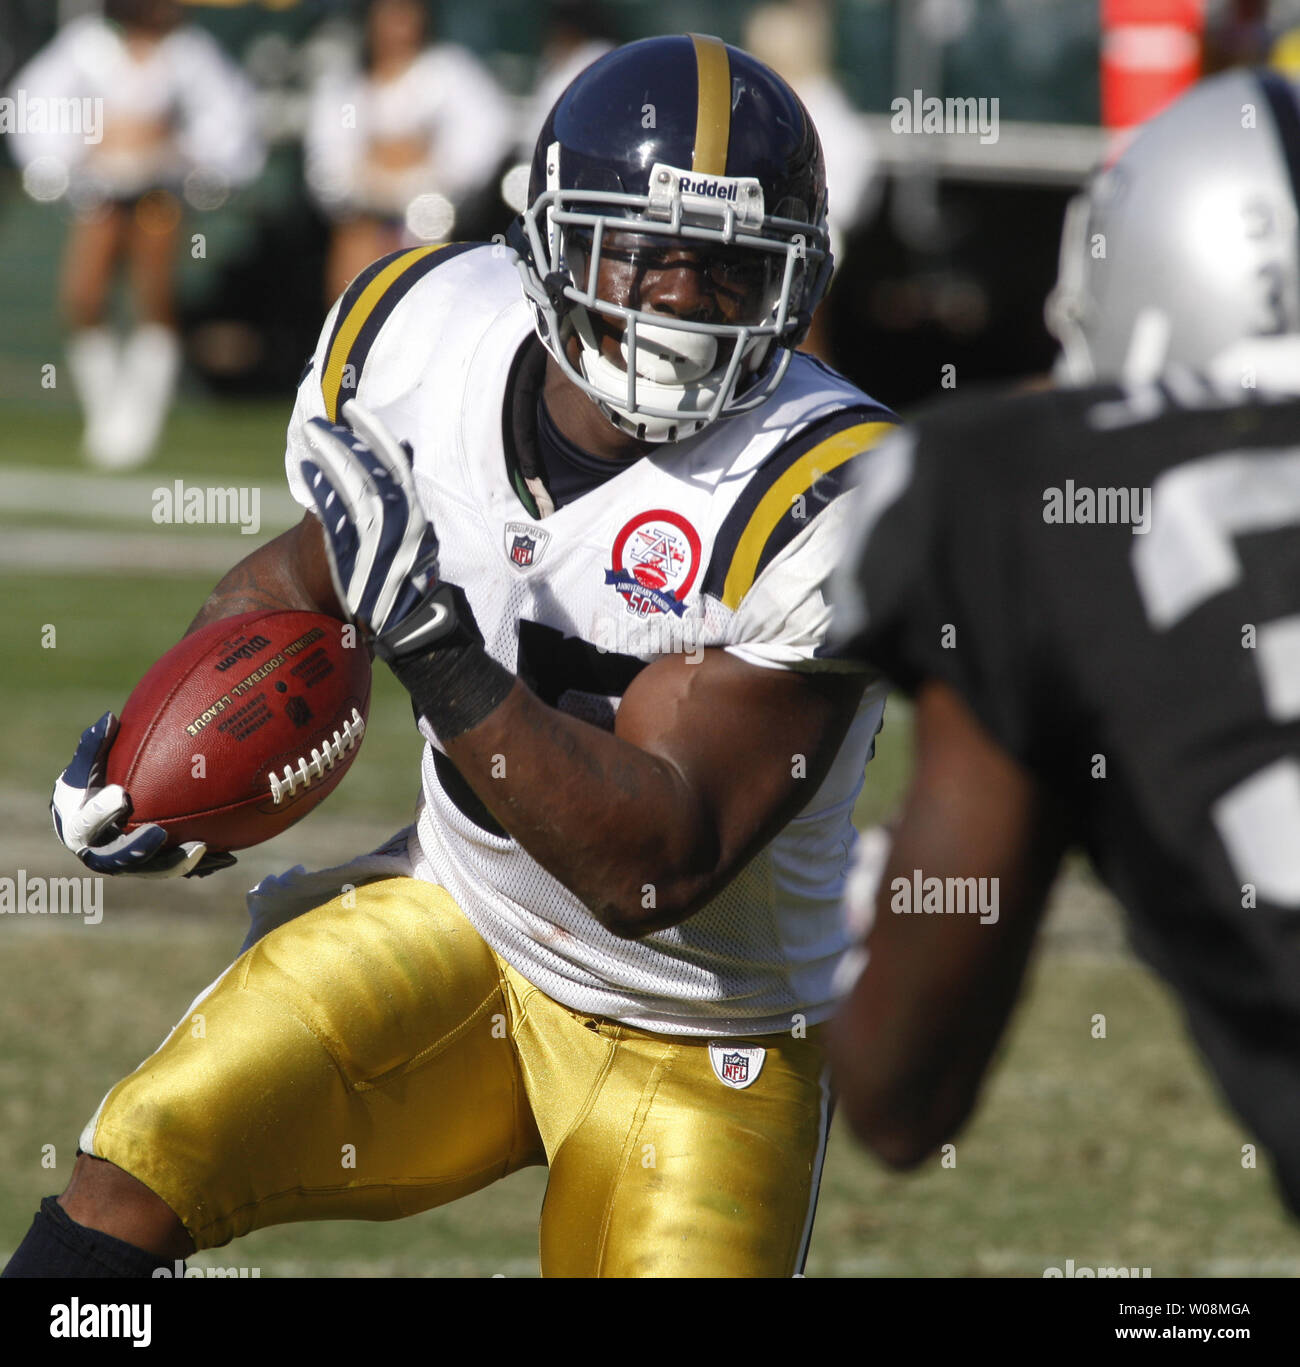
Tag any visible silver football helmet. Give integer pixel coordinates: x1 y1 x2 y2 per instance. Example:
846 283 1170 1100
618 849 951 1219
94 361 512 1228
1047 68 1300 385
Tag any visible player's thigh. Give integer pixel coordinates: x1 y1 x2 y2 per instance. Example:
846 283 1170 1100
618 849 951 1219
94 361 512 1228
84 878 540 1249
538 1024 832 1278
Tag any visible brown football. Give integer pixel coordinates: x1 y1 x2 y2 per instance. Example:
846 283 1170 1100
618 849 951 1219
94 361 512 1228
106 610 371 852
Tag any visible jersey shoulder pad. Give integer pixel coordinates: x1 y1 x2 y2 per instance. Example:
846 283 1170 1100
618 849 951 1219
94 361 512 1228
702 402 897 611
316 241 495 422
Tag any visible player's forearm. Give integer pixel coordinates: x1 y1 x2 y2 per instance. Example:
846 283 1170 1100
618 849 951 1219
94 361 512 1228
833 841 1057 1167
831 682 1069 1167
443 683 721 936
831 952 1014 1170
186 514 343 635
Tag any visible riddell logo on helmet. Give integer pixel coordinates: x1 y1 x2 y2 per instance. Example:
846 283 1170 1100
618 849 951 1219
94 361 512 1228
677 175 738 202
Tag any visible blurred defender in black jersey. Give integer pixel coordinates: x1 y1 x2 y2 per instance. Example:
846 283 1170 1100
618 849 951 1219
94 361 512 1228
828 67 1300 1215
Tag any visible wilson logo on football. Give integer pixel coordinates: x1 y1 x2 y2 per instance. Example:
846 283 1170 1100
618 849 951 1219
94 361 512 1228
605 509 701 617
214 634 272 673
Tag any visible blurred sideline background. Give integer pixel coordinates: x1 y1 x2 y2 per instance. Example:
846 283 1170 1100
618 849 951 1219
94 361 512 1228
2 0 1300 1276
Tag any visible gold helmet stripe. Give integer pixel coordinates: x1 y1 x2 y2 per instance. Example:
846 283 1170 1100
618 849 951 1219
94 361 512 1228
689 33 731 175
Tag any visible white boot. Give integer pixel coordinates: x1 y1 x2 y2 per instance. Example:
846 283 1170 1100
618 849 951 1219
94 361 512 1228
94 324 182 471
66 328 124 467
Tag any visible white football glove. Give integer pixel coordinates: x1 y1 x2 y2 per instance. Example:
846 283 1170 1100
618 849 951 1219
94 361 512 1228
51 713 236 878
301 401 458 664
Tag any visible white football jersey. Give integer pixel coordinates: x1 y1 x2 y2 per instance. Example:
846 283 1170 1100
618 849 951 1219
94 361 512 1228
283 243 895 1036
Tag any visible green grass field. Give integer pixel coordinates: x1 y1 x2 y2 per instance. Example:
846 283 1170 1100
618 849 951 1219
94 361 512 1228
2 398 1299 1277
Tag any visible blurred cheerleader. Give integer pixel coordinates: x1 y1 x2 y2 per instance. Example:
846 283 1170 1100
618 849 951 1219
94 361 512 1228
6 0 264 469
305 0 514 304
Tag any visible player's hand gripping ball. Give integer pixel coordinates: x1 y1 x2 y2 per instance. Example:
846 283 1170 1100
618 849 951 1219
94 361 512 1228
51 611 371 875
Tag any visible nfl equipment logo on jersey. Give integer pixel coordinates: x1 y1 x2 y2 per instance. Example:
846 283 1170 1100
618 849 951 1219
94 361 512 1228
708 1041 766 1090
504 522 549 570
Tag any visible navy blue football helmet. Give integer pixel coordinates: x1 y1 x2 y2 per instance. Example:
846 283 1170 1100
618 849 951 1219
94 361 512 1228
513 33 832 441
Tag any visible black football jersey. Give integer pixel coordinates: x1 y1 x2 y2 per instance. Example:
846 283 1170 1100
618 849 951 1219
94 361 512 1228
837 377 1300 1211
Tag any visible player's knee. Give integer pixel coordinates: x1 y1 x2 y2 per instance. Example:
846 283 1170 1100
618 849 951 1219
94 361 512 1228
60 1153 193 1259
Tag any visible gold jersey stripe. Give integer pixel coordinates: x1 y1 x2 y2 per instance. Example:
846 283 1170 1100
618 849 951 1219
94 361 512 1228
721 421 895 610
321 244 447 421
690 33 731 176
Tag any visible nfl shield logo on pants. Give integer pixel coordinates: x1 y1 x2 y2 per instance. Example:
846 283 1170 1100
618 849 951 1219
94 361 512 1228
708 1041 766 1090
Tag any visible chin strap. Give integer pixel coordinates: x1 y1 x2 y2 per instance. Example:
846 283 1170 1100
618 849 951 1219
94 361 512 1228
508 216 573 318
543 271 573 315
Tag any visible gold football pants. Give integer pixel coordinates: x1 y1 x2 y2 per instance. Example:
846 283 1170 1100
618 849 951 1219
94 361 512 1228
82 878 833 1276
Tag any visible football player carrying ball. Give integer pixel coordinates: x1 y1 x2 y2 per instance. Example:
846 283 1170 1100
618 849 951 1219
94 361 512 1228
7 36 895 1278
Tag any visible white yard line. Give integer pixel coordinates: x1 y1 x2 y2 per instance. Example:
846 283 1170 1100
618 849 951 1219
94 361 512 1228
0 465 300 528
0 527 252 574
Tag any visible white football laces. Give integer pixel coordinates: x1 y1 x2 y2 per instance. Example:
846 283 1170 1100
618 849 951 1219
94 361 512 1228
268 709 366 805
